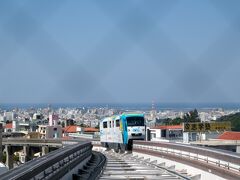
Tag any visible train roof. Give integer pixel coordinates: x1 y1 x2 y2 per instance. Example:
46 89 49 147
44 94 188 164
121 113 144 117
101 113 144 122
101 115 121 122
101 117 111 122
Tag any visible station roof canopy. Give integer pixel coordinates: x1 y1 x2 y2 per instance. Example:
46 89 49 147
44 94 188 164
151 125 183 130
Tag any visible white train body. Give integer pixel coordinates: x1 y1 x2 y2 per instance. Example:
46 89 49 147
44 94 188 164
100 113 145 151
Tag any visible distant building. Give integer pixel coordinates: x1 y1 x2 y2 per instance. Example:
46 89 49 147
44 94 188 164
37 125 62 139
4 112 16 121
63 126 99 139
38 125 47 138
63 125 81 136
46 126 62 139
0 116 6 123
12 120 18 132
32 113 42 120
4 123 13 133
49 114 59 126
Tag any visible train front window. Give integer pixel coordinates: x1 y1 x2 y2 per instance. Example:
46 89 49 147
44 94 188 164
126 117 144 126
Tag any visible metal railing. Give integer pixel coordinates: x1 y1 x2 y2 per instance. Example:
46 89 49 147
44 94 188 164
133 141 240 175
1 141 92 180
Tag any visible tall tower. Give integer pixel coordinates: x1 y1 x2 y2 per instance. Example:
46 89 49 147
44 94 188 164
151 100 155 111
151 100 157 114
150 100 157 126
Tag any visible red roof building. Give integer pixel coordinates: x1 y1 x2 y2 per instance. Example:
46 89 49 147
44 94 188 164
4 123 13 133
217 131 240 140
5 123 13 129
63 125 80 133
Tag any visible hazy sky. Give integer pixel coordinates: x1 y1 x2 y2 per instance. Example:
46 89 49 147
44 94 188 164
0 0 240 104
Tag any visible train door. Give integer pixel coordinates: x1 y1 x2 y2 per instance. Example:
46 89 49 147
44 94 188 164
115 118 122 143
102 121 108 142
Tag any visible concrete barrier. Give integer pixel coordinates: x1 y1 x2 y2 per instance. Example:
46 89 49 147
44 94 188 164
133 141 240 180
0 141 92 180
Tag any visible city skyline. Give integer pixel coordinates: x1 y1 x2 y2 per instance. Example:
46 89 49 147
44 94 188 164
1 1 240 104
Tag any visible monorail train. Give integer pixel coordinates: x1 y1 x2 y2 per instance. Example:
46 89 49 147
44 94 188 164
100 113 146 152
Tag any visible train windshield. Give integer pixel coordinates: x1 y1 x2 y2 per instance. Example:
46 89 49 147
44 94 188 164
126 116 145 126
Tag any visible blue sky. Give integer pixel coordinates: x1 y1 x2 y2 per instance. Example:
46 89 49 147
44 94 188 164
0 0 240 104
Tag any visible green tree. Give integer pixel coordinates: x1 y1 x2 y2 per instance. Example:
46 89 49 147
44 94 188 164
217 112 240 131
61 121 65 128
183 109 200 123
171 117 183 125
13 153 19 162
2 152 6 163
95 124 99 129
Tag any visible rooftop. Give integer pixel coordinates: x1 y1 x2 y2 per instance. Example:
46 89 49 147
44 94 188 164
5 123 13 129
151 125 183 130
63 126 99 133
84 127 99 132
63 125 80 133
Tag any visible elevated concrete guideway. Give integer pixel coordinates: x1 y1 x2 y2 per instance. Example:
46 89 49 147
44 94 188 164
190 139 240 153
191 140 240 146
1 138 93 170
97 150 199 180
0 141 94 180
133 141 240 180
1 138 240 179
2 138 63 147
1 138 64 169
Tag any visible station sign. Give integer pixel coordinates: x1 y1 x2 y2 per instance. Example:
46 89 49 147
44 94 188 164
183 121 231 132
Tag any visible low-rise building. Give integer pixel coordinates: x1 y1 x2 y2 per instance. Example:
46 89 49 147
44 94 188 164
37 125 62 139
149 125 183 142
63 125 81 136
4 123 13 133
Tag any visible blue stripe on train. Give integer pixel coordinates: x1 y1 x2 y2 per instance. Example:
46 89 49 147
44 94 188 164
121 115 128 144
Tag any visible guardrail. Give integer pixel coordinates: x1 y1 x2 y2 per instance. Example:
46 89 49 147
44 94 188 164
133 141 240 179
1 142 92 180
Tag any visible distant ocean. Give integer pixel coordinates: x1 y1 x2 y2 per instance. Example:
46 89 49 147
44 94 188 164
0 103 240 111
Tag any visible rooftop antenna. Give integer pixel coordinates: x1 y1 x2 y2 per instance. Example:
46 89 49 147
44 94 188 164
151 100 155 111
